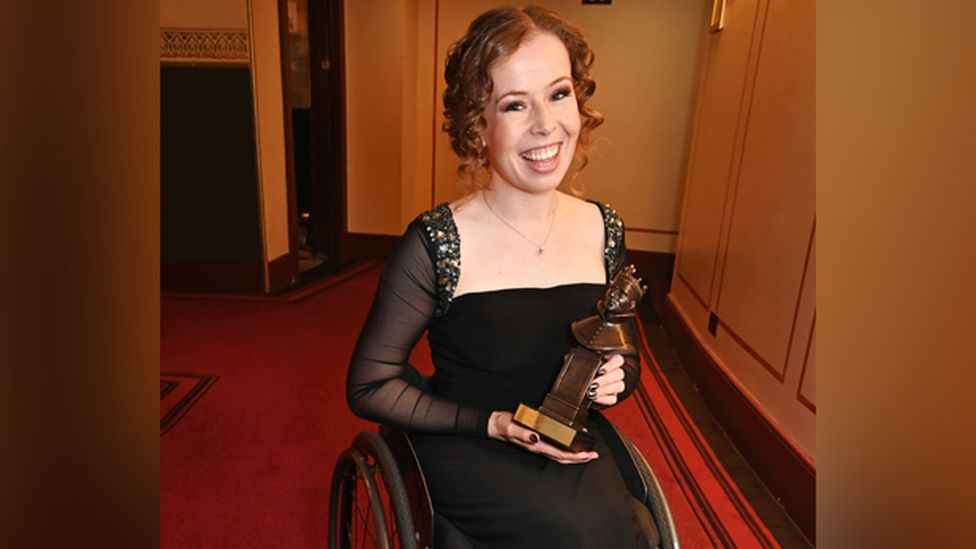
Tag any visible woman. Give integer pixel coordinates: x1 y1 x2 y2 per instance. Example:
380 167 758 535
347 6 647 547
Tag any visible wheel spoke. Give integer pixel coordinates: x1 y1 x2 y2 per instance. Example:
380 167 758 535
353 487 377 548
333 437 413 549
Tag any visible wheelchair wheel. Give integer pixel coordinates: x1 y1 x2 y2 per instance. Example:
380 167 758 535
617 427 680 549
329 448 390 549
329 432 417 549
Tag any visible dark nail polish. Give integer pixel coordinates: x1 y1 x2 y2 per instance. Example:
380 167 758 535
529 433 539 443
589 382 598 390
598 368 606 376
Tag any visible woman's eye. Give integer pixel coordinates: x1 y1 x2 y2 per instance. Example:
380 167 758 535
551 88 572 101
502 101 525 112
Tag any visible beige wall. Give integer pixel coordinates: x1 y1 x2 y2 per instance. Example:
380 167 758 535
345 0 710 252
247 0 291 269
670 0 815 459
161 0 248 29
400 0 438 226
344 1 411 235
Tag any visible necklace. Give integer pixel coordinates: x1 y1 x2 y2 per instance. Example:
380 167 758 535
482 190 559 256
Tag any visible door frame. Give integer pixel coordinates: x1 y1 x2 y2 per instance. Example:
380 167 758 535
275 0 348 290
306 0 348 264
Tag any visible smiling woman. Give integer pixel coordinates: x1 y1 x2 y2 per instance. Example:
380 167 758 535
482 33 581 193
345 6 651 548
441 6 603 188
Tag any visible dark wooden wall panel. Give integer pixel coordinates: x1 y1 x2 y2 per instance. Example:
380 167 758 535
161 65 265 292
161 65 262 265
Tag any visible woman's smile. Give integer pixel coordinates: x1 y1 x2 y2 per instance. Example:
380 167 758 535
520 143 562 173
482 32 582 193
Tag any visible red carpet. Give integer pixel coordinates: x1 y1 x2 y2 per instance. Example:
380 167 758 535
161 372 219 436
161 262 777 548
603 321 778 547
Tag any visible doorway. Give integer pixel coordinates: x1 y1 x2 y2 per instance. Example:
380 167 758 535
281 0 347 281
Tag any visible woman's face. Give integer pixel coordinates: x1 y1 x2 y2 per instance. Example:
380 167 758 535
482 32 581 194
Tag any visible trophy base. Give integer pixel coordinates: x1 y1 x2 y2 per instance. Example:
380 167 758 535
513 404 595 452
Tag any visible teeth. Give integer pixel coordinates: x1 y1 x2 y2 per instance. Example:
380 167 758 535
521 144 559 162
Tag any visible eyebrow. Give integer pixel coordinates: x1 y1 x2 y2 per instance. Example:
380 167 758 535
495 76 572 103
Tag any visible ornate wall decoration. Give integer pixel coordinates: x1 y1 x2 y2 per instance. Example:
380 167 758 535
161 29 249 64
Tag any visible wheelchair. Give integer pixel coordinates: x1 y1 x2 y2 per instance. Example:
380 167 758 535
328 413 680 549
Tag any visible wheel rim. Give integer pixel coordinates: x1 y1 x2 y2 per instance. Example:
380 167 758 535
329 449 392 549
354 432 417 549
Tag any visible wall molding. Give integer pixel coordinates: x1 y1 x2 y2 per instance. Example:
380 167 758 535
662 294 815 543
796 315 816 413
161 28 249 65
676 271 709 312
627 227 680 235
717 318 785 382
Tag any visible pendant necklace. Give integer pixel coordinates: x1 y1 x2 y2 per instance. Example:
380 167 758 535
482 190 559 256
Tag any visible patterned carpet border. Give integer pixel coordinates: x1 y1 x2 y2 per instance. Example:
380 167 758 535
161 372 219 436
632 317 778 548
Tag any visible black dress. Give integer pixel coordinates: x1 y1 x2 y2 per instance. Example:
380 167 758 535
347 201 646 548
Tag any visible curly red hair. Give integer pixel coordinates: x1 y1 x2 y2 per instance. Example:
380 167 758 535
442 6 604 188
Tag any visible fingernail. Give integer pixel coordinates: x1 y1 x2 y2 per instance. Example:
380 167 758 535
529 433 539 443
587 389 597 399
598 367 606 376
589 382 598 390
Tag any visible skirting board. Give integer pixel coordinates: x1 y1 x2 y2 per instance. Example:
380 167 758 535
661 295 816 543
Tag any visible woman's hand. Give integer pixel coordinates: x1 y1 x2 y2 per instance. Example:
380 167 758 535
486 411 598 464
588 354 627 407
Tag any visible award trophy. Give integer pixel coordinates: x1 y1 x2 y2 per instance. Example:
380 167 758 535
514 264 647 451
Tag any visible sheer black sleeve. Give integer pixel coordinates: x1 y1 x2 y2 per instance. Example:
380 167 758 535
346 220 491 437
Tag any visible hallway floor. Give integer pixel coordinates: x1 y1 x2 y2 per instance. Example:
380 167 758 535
637 281 813 548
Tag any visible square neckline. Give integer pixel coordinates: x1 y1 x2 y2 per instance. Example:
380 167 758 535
447 198 611 301
451 281 607 304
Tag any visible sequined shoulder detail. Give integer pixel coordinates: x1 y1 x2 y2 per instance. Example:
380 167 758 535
416 203 461 315
588 200 626 280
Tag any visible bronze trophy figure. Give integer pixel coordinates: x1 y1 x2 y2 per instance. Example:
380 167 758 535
514 264 647 451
